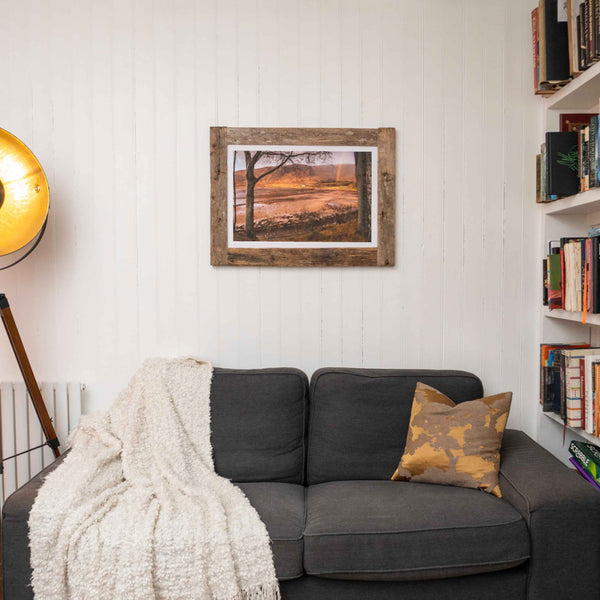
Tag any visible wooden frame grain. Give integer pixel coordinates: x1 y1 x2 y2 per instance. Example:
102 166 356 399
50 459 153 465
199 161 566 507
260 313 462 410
210 127 395 267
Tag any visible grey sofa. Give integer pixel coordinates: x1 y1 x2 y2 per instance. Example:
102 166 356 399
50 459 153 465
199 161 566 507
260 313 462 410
4 367 600 599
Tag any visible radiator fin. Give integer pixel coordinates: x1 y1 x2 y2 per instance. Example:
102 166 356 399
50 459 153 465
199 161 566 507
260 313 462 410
0 382 81 505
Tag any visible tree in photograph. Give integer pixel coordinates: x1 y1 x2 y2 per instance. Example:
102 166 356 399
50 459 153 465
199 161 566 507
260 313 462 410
242 150 331 239
354 151 372 239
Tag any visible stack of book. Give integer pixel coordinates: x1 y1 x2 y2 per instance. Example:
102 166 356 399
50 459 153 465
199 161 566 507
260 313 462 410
569 440 600 491
537 117 600 202
532 0 600 95
539 343 600 433
542 234 600 314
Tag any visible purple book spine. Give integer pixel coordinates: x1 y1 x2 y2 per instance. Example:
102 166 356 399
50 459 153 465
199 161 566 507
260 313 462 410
570 456 600 491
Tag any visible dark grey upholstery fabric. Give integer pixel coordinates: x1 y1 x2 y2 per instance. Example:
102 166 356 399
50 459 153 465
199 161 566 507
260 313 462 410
500 429 600 600
280 568 528 600
304 480 529 581
2 453 68 600
211 368 308 484
2 458 306 597
307 369 484 484
237 482 305 580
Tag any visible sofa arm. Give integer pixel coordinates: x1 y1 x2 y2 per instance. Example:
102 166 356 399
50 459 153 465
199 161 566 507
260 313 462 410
2 453 67 600
499 429 600 600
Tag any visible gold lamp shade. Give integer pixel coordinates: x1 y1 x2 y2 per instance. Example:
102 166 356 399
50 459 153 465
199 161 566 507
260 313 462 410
0 128 49 257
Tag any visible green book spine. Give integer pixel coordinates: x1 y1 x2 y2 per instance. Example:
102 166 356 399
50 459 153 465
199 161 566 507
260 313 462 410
569 440 600 482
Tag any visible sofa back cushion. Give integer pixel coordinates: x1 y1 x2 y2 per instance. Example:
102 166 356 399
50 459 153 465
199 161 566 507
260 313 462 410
211 367 308 484
306 368 484 485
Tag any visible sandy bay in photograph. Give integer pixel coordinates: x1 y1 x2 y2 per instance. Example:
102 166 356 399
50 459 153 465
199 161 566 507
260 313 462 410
230 148 375 244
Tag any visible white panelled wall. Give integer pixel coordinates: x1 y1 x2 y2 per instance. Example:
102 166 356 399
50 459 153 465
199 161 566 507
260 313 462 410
0 1 542 435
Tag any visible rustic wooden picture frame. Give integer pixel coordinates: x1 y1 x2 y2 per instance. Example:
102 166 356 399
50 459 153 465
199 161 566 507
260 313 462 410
210 127 395 267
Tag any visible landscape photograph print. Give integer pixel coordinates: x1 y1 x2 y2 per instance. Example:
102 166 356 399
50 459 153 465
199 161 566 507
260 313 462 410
229 146 377 246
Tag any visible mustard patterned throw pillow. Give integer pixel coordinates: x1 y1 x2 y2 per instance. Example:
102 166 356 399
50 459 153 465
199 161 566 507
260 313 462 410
391 382 512 498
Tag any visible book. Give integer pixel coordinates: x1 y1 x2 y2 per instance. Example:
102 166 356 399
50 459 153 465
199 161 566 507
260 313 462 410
591 115 599 187
533 8 540 92
567 0 583 75
543 257 549 304
593 237 600 312
546 132 580 197
569 440 600 480
539 0 571 84
580 125 590 192
569 456 600 490
578 2 586 68
583 352 600 432
560 348 600 426
536 153 542 202
595 362 600 433
548 252 563 308
540 343 590 412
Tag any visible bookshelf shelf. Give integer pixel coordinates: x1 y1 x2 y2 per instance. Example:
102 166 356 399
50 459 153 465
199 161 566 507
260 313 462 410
543 188 600 215
543 307 600 325
543 410 600 446
546 61 600 111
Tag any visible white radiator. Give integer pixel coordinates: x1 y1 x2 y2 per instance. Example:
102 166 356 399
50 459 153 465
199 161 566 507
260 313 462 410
0 382 81 505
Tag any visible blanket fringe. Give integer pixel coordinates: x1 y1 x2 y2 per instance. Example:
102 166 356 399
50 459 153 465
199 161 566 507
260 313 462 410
219 582 281 600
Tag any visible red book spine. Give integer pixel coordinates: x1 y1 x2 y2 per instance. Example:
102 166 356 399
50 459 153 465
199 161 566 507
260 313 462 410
561 248 566 307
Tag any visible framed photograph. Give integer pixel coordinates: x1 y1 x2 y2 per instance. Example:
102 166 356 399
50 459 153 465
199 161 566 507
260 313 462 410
210 127 395 266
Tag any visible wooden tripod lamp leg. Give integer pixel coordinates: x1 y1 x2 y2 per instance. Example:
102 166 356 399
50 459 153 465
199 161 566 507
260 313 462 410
0 294 60 459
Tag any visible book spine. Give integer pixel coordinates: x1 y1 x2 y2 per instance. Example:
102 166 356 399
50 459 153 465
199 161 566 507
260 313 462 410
590 116 598 187
544 258 549 305
586 0 591 66
596 115 600 186
561 350 567 421
596 362 600 434
581 358 587 430
589 0 595 59
566 357 584 427
536 153 542 202
580 4 587 69
533 8 540 91
585 125 590 191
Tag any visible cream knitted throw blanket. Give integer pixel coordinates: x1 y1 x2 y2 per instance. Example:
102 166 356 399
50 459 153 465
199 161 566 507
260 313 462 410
29 358 280 600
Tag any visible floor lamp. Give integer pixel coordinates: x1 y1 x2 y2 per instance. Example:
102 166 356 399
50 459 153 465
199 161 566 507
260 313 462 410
0 128 61 479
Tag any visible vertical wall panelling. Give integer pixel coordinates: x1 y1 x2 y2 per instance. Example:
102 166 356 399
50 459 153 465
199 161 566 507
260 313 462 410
236 0 262 368
278 2 302 367
481 2 505 403
420 0 444 368
360 0 383 367
215 0 240 367
503 0 528 430
297 0 323 376
257 0 282 367
0 0 541 436
440 1 465 372
340 0 364 368
379 0 404 369
194 0 219 362
461 3 486 377
399 1 425 367
318 0 343 367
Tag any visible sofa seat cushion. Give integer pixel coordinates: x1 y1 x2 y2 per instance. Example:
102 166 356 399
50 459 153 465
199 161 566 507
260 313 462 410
304 480 530 581
236 482 305 580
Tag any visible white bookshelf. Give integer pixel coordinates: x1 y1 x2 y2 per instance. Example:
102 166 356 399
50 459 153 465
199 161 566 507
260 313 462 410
540 67 600 459
543 410 600 446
